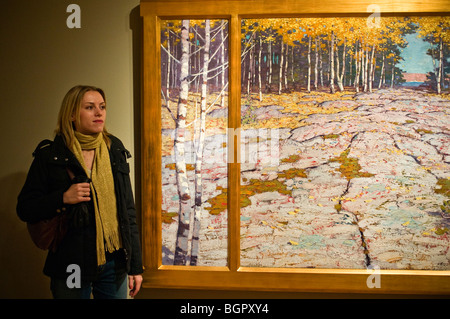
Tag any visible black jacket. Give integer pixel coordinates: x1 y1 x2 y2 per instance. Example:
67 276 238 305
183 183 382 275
17 134 143 280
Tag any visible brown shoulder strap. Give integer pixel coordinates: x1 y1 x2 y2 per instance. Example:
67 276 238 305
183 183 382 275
66 167 75 180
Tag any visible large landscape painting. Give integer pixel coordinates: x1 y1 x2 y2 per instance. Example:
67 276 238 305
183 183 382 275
160 16 449 270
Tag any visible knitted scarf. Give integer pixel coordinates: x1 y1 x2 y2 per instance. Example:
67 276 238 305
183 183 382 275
72 131 122 266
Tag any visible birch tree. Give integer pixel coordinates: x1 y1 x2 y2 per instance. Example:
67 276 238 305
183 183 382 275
190 19 211 265
329 31 336 93
173 19 192 266
278 39 284 94
334 19 352 92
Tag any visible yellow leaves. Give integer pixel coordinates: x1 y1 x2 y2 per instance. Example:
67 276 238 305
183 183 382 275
415 16 450 42
260 218 290 230
241 16 420 49
435 227 449 235
257 115 308 130
423 227 450 236
386 256 403 263
383 146 407 156
288 240 299 246
242 91 360 130
162 211 178 224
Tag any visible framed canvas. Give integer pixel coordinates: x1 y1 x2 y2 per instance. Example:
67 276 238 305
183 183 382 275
140 0 450 294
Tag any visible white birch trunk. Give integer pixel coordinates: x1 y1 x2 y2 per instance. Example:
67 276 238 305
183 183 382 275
278 39 284 94
307 36 311 92
363 45 369 92
166 28 171 101
335 43 340 90
319 37 324 87
174 19 192 266
290 45 295 84
354 41 361 92
348 52 352 86
378 53 385 89
220 24 225 108
437 37 443 94
368 44 375 93
268 35 272 92
284 44 289 90
190 19 210 266
314 37 319 90
336 38 346 92
329 32 336 94
390 56 395 88
258 36 263 101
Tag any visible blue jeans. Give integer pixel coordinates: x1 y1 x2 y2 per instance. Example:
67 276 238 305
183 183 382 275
50 257 127 299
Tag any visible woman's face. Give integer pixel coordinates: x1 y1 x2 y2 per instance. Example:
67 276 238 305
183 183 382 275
73 90 106 135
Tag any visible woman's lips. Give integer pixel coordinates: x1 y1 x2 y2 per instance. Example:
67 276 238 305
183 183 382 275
94 120 104 123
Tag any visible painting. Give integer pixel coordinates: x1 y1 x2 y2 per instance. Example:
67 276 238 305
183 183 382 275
160 19 229 266
238 16 450 270
141 0 450 294
161 15 450 270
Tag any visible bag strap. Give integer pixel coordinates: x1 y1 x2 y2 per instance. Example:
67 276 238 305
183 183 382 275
66 167 75 180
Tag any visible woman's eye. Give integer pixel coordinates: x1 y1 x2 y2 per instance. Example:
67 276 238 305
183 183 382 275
84 104 105 110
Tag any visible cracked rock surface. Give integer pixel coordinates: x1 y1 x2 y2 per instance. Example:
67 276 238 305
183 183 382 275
239 88 450 270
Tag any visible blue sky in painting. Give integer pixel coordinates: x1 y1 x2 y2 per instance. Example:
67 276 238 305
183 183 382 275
398 33 434 74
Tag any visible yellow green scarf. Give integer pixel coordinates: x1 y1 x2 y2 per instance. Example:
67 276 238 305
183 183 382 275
72 131 122 266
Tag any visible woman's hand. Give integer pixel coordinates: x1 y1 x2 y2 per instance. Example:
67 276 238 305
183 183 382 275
63 183 91 204
128 274 143 298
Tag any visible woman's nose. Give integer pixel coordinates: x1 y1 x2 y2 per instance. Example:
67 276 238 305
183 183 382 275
95 106 103 115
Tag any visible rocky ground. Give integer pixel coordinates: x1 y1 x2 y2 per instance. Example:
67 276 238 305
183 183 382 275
162 88 450 270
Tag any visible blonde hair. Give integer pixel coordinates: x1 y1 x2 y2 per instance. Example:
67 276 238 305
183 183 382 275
55 85 111 149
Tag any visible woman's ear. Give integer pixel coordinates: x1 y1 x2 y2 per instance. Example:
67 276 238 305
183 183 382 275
71 114 77 130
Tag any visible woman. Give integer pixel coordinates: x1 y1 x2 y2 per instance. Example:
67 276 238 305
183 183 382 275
17 85 143 299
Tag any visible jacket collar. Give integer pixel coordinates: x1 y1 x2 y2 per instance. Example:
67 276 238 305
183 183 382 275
52 134 127 175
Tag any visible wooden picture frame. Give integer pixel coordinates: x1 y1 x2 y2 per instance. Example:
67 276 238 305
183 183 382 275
139 0 450 294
